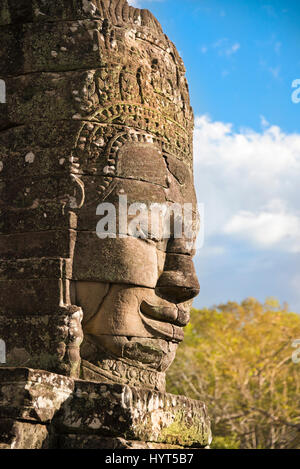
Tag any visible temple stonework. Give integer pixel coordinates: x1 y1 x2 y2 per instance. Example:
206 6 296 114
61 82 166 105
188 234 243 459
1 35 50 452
0 0 211 449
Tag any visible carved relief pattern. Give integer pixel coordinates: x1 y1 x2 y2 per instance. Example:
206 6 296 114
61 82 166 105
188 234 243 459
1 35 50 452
68 1 195 177
82 358 166 392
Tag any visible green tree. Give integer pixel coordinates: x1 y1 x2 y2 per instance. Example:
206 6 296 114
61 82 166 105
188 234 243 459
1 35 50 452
167 298 300 449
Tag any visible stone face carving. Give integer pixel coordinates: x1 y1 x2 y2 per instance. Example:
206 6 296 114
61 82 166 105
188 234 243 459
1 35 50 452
0 0 200 392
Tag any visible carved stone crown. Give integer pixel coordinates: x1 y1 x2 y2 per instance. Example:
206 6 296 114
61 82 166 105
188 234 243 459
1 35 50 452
70 0 194 166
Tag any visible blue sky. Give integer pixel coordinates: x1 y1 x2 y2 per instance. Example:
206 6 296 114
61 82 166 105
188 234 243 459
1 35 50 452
129 0 300 312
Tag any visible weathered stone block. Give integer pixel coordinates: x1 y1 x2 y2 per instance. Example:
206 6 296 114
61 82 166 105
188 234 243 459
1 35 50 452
1 175 59 207
0 206 77 235
0 70 100 128
0 122 176 182
53 379 212 448
0 20 104 75
0 122 82 180
0 308 83 376
0 258 72 281
0 0 162 29
0 173 86 211
0 418 49 449
0 230 76 259
58 435 187 449
0 369 212 449
0 278 71 315
0 0 114 26
0 368 74 422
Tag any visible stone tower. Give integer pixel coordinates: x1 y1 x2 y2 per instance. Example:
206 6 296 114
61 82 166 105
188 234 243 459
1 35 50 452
0 0 211 449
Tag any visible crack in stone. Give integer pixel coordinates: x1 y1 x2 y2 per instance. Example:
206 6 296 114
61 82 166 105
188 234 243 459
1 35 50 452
81 282 112 326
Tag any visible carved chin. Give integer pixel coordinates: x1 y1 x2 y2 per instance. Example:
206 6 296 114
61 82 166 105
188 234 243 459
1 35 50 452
81 334 178 373
121 337 178 371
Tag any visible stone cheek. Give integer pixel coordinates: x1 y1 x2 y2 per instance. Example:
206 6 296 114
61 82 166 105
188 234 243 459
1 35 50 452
73 235 159 286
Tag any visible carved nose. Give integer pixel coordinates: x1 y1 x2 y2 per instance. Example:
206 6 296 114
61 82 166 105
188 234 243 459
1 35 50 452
156 254 200 304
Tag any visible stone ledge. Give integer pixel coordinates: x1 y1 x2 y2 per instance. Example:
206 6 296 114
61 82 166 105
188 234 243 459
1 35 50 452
0 0 163 29
0 418 49 449
0 368 74 422
0 0 106 26
58 435 208 449
0 368 212 448
54 379 212 448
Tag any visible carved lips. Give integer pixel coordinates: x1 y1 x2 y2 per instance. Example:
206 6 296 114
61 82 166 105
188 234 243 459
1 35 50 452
139 300 190 343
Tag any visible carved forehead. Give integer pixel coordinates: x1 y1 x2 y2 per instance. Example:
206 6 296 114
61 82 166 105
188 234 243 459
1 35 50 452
102 140 197 208
117 141 168 186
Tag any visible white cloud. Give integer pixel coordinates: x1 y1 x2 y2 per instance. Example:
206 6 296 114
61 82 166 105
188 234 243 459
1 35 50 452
200 245 226 257
259 59 281 80
128 0 164 6
274 41 282 54
260 115 269 128
221 69 230 77
194 115 300 253
128 0 141 6
224 202 300 252
201 39 241 59
225 42 240 56
211 38 241 57
269 66 280 79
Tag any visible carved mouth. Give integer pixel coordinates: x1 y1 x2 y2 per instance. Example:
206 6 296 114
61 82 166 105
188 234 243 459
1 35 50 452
139 301 190 343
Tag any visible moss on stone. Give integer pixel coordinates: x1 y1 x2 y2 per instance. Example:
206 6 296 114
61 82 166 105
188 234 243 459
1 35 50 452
158 411 211 447
0 1 10 25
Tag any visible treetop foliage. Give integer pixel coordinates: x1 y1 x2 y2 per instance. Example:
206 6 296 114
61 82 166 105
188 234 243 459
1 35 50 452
167 298 300 449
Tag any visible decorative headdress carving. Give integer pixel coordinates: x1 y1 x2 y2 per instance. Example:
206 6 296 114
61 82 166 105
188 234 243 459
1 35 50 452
68 0 194 175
